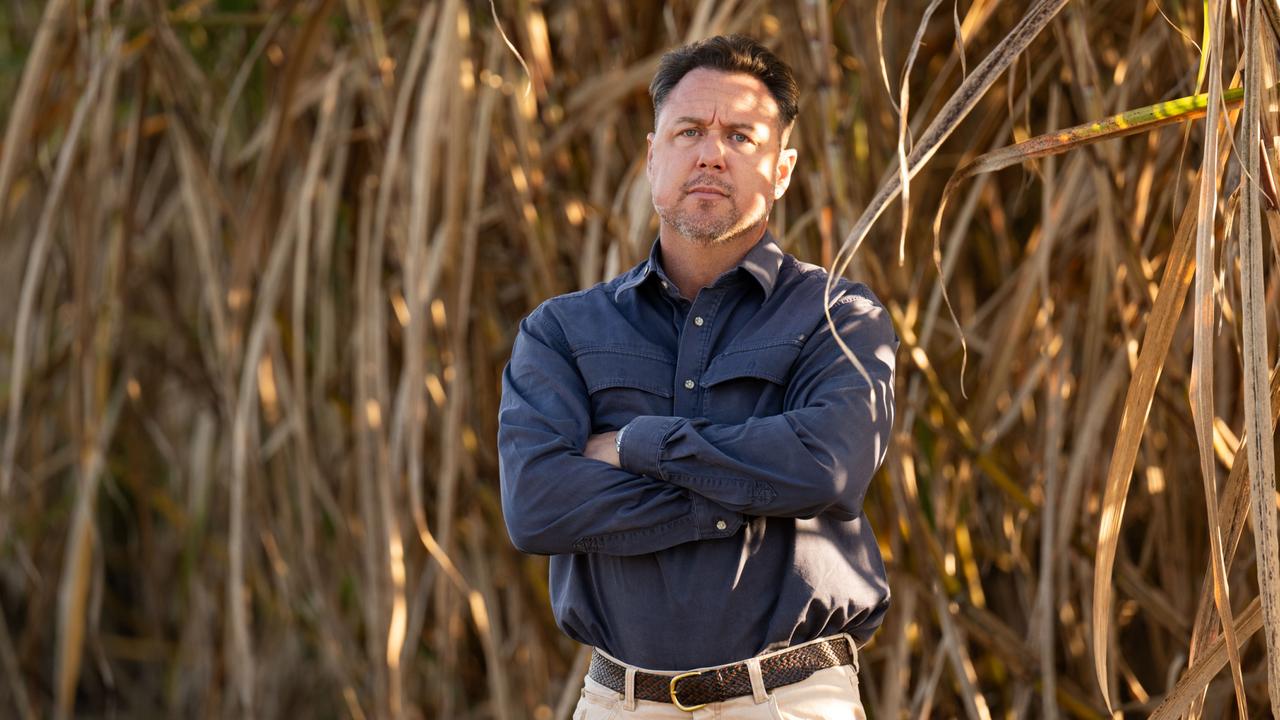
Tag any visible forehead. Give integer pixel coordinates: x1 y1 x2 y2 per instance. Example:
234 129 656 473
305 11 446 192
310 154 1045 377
657 68 781 127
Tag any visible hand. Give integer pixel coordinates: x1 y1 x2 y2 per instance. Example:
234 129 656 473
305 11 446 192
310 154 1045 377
584 431 620 468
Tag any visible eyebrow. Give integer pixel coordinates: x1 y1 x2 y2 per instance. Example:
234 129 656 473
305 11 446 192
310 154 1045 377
672 116 762 131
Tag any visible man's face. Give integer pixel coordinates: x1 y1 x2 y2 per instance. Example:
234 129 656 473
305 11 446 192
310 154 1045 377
647 68 797 246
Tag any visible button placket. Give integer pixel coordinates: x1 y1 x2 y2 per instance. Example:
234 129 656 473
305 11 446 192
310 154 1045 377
672 291 721 415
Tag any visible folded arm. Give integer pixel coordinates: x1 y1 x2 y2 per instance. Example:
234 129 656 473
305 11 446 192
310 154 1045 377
498 307 743 556
616 293 898 520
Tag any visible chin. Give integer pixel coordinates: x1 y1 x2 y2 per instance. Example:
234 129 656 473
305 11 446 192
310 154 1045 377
684 221 757 247
656 199 769 247
671 216 736 245
699 212 769 245
687 233 736 247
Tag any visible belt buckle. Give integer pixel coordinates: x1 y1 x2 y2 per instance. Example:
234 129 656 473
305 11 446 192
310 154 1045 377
669 670 707 712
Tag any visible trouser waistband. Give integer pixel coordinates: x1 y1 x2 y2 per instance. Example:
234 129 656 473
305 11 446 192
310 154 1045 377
588 634 859 711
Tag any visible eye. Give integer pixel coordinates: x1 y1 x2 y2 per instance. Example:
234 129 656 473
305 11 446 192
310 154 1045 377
730 132 752 144
680 128 700 137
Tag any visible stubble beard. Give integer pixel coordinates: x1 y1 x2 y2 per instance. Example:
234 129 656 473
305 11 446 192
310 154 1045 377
656 193 771 247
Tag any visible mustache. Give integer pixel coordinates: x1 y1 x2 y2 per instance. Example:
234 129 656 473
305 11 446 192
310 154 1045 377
682 177 733 194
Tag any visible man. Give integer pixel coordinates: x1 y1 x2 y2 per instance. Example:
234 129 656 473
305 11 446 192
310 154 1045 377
498 35 897 718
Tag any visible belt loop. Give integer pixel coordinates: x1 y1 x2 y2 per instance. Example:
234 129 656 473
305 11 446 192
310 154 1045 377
624 667 637 711
745 657 768 704
844 634 860 673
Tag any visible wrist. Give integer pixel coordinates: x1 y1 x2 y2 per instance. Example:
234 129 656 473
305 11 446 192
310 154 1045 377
614 416 682 478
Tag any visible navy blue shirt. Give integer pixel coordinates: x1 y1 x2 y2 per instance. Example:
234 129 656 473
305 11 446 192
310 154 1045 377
498 233 898 670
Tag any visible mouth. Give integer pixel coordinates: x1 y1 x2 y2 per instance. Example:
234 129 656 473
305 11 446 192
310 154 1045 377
686 186 729 198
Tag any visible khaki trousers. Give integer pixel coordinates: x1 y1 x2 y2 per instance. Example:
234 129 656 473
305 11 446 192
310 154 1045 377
572 635 867 720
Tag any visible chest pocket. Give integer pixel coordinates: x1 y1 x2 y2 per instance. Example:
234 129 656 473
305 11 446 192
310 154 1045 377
700 340 804 424
576 346 674 431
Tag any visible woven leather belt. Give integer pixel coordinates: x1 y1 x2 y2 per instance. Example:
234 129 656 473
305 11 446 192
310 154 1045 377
588 637 854 711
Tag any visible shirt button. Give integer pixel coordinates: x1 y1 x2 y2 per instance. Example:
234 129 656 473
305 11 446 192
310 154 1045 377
684 379 695 390
661 281 669 289
694 316 705 326
715 519 727 531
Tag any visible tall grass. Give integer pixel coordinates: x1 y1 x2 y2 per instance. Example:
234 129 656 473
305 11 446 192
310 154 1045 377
0 0 1277 717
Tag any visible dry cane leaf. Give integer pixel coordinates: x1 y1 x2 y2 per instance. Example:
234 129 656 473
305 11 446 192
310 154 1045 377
942 86 1244 188
824 0 1073 402
917 10 1264 708
0 0 73 232
1 29 114 503
1149 599 1263 720
1237 2 1280 713
1185 368 1280 712
1088 96 1240 715
1186 1 1249 715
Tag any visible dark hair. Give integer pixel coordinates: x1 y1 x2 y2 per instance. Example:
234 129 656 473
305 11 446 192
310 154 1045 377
649 35 799 129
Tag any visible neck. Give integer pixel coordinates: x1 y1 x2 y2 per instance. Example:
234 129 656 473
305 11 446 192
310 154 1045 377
658 224 766 300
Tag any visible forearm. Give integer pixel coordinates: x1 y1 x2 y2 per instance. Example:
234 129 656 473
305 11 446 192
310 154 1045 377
499 422 741 555
618 397 893 519
617 293 898 519
498 320 742 556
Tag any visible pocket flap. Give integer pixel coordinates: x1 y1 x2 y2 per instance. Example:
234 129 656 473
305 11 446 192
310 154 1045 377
576 346 675 397
701 341 803 386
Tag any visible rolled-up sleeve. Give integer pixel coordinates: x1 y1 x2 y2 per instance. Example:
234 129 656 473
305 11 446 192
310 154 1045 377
498 306 742 556
617 293 897 520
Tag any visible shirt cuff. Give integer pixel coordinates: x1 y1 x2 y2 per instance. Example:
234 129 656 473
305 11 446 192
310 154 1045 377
617 415 682 479
691 494 743 540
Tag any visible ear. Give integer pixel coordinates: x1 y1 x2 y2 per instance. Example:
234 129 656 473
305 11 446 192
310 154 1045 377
646 132 655 177
773 147 798 199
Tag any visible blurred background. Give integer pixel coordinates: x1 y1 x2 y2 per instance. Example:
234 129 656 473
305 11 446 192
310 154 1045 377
1 0 1278 717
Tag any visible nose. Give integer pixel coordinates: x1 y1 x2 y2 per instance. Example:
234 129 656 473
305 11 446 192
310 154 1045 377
695 136 726 171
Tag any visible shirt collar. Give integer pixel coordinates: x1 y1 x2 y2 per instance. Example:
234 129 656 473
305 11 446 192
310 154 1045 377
738 231 784 299
613 231 784 301
612 252 656 299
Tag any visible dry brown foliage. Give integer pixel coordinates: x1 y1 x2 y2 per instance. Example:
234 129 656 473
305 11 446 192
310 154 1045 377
1 0 1278 718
